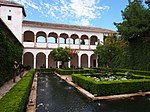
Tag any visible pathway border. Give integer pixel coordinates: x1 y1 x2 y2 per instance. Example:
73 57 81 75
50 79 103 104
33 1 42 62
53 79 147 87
26 72 38 112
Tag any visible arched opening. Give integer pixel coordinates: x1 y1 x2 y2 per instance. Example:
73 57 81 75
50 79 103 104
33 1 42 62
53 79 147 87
70 34 79 44
59 33 69 44
90 35 98 45
81 54 88 68
48 32 58 43
36 53 46 68
90 54 97 67
36 31 46 43
23 52 34 68
70 54 78 68
24 31 34 42
81 35 89 45
48 54 56 68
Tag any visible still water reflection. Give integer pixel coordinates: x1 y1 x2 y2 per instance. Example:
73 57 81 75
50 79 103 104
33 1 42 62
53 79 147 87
36 73 150 112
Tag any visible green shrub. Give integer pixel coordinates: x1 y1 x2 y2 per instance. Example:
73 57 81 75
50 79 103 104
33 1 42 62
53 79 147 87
56 68 97 75
93 68 150 77
117 68 150 76
72 74 150 96
36 68 56 73
0 69 35 112
0 28 23 87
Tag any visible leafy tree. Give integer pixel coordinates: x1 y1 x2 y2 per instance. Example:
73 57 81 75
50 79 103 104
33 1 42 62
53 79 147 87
114 0 150 40
94 36 126 71
50 47 76 68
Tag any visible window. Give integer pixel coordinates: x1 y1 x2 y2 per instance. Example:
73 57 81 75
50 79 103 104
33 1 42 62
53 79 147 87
8 16 12 20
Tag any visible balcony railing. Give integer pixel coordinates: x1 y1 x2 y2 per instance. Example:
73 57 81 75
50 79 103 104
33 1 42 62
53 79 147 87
23 42 97 50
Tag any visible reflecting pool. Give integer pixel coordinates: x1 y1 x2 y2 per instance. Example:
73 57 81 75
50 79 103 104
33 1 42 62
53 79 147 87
36 73 150 112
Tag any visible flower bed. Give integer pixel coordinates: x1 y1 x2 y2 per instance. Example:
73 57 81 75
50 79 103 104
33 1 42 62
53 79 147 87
72 73 150 96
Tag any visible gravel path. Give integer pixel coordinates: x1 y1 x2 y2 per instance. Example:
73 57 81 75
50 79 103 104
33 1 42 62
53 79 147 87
0 71 27 99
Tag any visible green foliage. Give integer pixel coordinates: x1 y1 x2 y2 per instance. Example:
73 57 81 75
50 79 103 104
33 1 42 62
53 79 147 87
0 28 23 86
117 68 150 77
112 0 150 70
36 68 56 73
94 36 126 70
56 68 97 75
121 38 150 70
114 0 150 40
50 47 76 68
72 73 150 96
0 69 35 112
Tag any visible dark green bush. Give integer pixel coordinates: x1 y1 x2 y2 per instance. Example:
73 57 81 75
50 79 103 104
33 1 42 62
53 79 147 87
36 68 56 73
117 68 150 76
72 74 150 96
0 28 23 87
0 69 35 112
56 68 97 75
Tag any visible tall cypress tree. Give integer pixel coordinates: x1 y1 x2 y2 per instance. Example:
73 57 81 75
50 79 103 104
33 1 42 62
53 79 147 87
114 0 150 40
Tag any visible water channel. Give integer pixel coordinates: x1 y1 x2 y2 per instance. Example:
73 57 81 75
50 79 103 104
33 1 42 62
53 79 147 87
36 73 150 112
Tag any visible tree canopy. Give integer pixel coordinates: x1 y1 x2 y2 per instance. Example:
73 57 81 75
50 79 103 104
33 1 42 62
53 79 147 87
50 47 76 68
114 0 150 40
94 36 126 70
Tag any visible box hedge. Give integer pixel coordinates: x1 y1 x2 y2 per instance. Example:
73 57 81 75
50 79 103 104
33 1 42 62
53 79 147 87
55 68 97 75
72 74 150 96
117 68 150 76
36 68 56 73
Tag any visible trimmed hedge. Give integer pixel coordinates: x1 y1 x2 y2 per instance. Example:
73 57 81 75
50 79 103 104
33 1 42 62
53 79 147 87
36 68 56 73
93 67 150 77
72 74 150 96
55 68 97 75
117 68 150 76
0 69 35 112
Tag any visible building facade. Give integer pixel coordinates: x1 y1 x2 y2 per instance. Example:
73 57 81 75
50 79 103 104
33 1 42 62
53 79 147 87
0 1 116 68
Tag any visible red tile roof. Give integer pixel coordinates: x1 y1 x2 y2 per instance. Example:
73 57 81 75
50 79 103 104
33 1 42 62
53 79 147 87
0 0 26 17
23 20 116 34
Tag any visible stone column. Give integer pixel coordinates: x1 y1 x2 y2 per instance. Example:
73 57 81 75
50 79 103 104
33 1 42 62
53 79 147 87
69 37 71 48
79 38 81 49
46 56 48 68
57 61 60 68
46 34 48 48
34 34 36 47
68 61 71 68
88 55 91 68
89 37 91 49
34 56 36 69
58 36 60 47
78 55 81 68
96 57 98 67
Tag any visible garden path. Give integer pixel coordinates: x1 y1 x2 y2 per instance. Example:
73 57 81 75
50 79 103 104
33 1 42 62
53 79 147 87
0 71 27 99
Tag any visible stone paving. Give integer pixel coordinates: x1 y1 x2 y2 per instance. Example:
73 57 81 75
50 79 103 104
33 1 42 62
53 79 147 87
0 71 27 99
26 73 38 112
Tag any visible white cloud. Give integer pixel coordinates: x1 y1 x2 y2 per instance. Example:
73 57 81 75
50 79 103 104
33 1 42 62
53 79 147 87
80 18 90 26
24 0 38 10
11 0 109 26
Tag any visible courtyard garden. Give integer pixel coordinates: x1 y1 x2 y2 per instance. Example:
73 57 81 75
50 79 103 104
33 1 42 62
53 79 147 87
1 0 150 112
